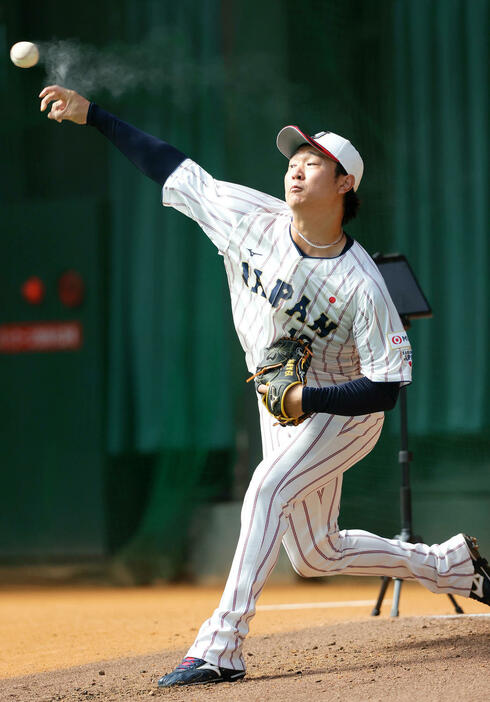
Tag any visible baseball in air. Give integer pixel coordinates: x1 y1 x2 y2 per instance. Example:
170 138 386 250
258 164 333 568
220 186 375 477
10 41 40 68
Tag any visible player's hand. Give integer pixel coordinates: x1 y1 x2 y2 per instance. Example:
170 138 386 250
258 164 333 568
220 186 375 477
258 383 304 418
39 85 90 124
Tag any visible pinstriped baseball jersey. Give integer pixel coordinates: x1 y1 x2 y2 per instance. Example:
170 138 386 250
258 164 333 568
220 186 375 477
159 157 474 676
163 159 412 386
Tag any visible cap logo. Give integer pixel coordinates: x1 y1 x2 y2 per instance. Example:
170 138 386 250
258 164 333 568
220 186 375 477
311 131 329 139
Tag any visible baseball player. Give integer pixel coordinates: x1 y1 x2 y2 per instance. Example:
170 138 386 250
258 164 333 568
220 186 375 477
39 85 490 688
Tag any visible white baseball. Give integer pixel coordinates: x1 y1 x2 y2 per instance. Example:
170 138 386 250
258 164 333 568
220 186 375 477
10 41 40 68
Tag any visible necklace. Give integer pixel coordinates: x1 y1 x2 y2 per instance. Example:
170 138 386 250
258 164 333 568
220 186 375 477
290 221 344 249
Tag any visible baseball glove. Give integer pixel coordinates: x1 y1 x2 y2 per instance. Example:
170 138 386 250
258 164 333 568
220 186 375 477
247 337 313 426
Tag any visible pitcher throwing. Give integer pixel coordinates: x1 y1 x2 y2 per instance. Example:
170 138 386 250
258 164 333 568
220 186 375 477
39 85 490 688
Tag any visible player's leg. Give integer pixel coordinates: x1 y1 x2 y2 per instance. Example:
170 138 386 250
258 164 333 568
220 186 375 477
158 402 298 687
282 427 473 596
183 408 384 671
285 506 473 597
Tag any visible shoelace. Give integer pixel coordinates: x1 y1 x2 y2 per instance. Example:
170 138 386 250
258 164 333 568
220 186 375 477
176 657 203 670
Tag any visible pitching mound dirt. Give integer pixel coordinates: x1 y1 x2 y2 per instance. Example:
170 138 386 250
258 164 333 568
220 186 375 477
2 615 488 702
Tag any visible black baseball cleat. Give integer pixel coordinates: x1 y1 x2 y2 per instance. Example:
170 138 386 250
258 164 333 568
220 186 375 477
157 656 246 688
463 534 490 606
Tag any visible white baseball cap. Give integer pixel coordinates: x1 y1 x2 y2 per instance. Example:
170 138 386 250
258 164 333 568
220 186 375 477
276 125 364 191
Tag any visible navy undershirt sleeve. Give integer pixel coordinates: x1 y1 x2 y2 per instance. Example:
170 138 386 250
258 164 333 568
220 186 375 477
302 377 400 416
86 103 187 185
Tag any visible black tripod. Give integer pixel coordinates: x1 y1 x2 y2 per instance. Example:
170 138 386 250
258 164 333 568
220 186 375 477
371 375 464 617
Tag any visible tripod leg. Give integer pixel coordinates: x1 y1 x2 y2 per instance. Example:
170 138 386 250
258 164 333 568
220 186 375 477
371 576 391 616
447 594 464 614
390 578 403 617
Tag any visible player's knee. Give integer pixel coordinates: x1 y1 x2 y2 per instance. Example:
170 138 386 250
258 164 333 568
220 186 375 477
287 548 333 577
289 559 316 578
325 529 342 555
297 530 344 574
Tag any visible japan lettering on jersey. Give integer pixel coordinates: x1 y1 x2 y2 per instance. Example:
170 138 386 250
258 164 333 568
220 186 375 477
163 159 412 387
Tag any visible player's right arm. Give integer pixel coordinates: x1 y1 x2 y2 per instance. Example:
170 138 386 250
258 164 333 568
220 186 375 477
39 85 285 251
39 85 187 186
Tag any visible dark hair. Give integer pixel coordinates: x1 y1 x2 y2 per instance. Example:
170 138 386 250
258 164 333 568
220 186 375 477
335 162 360 225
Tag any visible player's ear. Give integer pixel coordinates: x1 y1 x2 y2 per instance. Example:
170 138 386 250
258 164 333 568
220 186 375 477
338 174 355 194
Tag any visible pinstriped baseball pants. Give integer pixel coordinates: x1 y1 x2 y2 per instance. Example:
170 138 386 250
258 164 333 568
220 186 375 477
186 406 473 671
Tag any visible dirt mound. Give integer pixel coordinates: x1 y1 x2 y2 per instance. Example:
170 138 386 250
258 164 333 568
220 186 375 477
2 615 488 702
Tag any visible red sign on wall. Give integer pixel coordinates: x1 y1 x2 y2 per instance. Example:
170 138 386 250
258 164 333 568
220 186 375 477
0 321 83 353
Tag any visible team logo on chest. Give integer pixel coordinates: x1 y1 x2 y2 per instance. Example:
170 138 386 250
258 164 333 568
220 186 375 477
241 262 338 338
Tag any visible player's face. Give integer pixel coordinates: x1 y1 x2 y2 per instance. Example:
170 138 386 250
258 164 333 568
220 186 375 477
284 146 342 212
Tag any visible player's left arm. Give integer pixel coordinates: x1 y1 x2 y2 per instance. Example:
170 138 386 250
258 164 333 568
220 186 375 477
301 377 399 415
258 377 399 418
270 273 410 419
304 272 411 420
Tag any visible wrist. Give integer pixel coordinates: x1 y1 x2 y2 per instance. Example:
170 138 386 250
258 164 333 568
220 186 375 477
86 102 98 126
302 386 334 414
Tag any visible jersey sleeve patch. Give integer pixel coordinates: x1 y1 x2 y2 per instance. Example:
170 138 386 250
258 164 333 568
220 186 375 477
387 331 411 350
352 275 413 384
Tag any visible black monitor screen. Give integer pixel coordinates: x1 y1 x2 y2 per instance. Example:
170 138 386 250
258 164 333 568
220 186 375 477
374 255 432 319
